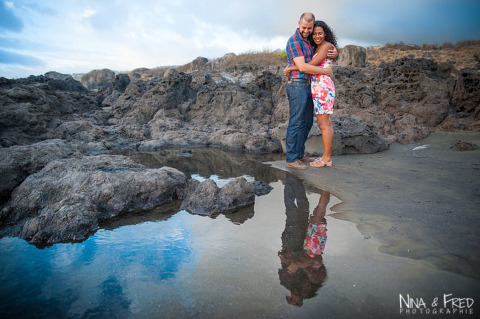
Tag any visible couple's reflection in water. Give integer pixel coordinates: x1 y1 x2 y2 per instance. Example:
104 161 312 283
279 172 330 307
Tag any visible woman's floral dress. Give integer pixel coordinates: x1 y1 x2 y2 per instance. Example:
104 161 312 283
304 222 327 258
311 56 335 115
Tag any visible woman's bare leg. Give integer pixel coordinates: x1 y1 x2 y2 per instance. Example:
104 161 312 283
316 114 333 164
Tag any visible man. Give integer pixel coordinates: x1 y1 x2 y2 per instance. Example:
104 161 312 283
285 12 336 169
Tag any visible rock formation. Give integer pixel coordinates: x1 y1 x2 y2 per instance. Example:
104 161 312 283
0 155 187 244
0 76 101 147
5 49 475 154
81 68 116 91
180 177 255 215
337 45 367 67
0 139 84 202
1 43 479 244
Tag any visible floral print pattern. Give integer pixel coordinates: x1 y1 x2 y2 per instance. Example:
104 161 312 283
311 57 335 115
304 223 327 258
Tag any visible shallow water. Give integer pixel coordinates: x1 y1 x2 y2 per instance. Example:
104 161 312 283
0 148 478 318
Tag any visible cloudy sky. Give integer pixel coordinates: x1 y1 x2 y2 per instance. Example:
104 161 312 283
1 0 479 78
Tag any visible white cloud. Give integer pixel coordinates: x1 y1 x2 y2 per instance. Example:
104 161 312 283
81 7 96 19
1 0 478 78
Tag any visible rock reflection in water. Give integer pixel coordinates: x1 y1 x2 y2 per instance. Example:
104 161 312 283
279 172 329 307
117 147 284 183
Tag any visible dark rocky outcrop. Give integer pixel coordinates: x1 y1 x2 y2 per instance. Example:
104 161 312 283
0 155 187 244
28 73 88 92
253 180 273 196
0 47 479 245
333 57 458 143
45 71 74 81
81 68 116 91
338 45 366 67
79 69 131 108
3 53 476 153
180 177 255 215
0 76 102 147
0 139 84 203
0 146 279 244
100 73 131 108
177 56 209 72
332 116 389 154
451 68 480 116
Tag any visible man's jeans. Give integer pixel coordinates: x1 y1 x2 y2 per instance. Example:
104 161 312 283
285 81 313 163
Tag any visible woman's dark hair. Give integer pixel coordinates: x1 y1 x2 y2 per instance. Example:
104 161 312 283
309 20 338 48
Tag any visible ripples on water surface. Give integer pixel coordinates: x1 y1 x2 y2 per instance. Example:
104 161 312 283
1 148 478 318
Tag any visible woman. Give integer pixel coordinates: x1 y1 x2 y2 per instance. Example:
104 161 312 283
304 190 329 258
285 20 338 167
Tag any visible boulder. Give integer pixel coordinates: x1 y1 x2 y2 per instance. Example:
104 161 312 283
204 52 236 70
0 139 84 203
44 71 74 81
180 177 255 215
0 155 187 244
253 181 273 196
0 79 69 146
178 56 209 72
27 73 87 92
81 69 116 91
337 45 367 67
332 116 389 154
299 116 389 155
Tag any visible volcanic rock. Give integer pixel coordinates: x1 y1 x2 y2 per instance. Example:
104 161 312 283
0 139 84 203
0 155 187 244
337 45 367 67
180 177 255 215
81 68 116 91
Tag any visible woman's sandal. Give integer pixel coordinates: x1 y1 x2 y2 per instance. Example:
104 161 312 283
310 158 333 168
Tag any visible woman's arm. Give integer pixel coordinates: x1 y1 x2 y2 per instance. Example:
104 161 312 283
309 41 334 66
290 57 333 76
286 41 333 72
284 42 334 80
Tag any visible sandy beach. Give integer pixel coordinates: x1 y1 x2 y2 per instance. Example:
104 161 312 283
268 131 480 281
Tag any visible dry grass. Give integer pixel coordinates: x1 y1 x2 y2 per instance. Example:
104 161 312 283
223 41 479 71
127 41 479 80
366 40 480 70
222 50 287 68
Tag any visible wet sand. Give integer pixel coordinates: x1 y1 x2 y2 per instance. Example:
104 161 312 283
2 136 479 318
267 131 480 280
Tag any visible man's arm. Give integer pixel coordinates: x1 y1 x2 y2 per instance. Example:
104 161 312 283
284 43 336 80
291 56 332 76
287 42 333 72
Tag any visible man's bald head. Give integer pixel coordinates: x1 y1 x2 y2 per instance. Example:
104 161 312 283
298 12 315 39
299 12 315 24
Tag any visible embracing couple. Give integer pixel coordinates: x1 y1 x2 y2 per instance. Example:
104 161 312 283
284 12 338 170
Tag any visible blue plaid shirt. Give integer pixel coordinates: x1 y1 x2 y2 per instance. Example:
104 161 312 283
286 28 314 81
